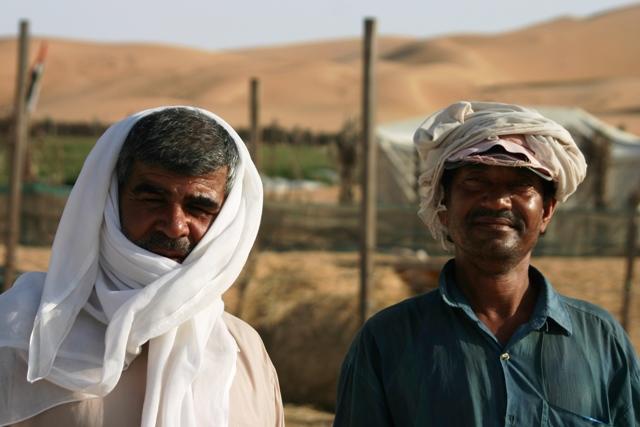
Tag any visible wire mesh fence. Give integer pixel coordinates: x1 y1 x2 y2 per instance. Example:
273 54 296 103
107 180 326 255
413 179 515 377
261 202 637 257
1 186 632 257
0 127 637 257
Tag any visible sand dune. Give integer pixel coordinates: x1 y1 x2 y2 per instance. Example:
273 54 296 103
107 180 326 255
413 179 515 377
1 4 639 133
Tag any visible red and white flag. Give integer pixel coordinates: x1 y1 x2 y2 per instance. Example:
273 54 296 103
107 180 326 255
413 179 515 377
26 42 48 113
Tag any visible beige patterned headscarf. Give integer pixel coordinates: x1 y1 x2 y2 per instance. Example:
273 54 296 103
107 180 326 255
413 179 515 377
413 101 587 248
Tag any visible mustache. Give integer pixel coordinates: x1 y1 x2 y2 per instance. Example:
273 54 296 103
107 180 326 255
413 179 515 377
467 208 525 231
133 232 193 258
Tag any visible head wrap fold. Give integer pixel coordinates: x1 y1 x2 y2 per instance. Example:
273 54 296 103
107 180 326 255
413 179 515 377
413 101 587 248
0 106 262 426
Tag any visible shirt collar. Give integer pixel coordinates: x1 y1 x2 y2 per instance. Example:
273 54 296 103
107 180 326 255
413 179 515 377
438 259 573 336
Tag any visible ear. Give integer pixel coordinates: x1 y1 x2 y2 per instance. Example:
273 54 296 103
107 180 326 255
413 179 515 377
437 209 449 228
539 197 557 234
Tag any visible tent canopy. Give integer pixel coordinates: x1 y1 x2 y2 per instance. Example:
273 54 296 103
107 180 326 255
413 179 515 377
376 106 640 209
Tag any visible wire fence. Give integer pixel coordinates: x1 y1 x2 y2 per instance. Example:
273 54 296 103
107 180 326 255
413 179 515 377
0 126 637 257
261 202 636 256
0 184 635 258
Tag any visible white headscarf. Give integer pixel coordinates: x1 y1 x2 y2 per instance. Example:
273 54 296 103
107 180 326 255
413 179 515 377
413 101 587 248
0 106 263 426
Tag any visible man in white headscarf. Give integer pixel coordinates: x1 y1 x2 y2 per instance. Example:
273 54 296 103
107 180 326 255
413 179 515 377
0 106 284 426
334 101 640 426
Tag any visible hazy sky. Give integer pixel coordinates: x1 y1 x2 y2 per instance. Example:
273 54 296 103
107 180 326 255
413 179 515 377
2 0 638 51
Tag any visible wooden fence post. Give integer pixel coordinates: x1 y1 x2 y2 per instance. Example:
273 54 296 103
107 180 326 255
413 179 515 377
359 17 377 325
3 20 30 291
249 77 261 171
592 130 611 253
234 78 262 316
593 129 611 210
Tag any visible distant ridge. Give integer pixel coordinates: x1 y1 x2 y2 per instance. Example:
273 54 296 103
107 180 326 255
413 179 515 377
1 4 639 133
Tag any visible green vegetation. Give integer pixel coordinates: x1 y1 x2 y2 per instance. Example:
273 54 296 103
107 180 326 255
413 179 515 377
0 134 97 186
258 143 336 183
0 146 6 187
0 135 337 186
30 134 96 185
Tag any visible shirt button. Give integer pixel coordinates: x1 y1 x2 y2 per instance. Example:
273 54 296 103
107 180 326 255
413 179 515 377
500 352 510 361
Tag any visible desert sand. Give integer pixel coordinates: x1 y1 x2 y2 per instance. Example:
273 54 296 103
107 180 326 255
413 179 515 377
0 4 639 133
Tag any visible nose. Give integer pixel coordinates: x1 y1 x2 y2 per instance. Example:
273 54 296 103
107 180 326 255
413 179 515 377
480 187 512 210
158 204 189 238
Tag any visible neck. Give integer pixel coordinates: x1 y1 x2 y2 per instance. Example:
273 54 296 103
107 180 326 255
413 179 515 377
452 253 539 345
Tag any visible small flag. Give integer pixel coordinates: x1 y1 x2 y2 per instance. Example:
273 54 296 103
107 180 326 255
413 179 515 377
26 42 48 113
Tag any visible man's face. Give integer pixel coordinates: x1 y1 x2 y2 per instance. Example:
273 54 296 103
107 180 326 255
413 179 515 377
438 164 557 261
119 161 229 263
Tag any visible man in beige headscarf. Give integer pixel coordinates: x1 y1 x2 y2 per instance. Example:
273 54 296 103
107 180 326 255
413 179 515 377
335 101 639 426
0 106 284 426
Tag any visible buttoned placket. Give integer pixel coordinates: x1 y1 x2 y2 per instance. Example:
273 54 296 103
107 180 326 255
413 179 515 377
435 261 582 427
456 300 549 427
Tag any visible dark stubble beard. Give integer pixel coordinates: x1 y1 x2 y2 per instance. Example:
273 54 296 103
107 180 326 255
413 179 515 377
461 208 532 261
133 232 194 260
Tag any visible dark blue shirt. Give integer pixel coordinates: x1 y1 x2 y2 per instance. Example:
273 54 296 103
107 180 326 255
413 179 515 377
334 260 640 426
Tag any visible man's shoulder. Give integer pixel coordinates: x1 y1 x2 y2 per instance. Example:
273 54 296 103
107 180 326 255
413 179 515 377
221 315 284 426
559 293 616 320
222 312 268 353
555 293 640 364
341 290 444 377
371 289 441 321
362 289 442 339
557 293 628 337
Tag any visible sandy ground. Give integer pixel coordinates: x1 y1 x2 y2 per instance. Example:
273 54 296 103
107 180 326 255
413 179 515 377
1 4 639 133
284 405 333 427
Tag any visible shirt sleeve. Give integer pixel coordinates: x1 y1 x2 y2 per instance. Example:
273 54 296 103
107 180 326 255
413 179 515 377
609 330 640 426
631 368 640 425
333 327 394 427
618 357 640 426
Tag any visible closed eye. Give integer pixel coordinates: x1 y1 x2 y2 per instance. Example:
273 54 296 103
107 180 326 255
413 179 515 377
134 190 167 203
462 177 488 189
187 204 219 216
139 196 165 203
132 183 168 198
186 196 221 214
510 181 537 192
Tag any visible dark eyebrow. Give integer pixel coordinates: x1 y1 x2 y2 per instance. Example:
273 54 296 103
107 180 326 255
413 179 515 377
131 182 169 196
130 182 222 210
187 195 222 210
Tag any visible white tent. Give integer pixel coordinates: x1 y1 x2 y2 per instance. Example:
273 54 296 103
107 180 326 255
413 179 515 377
376 106 640 209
